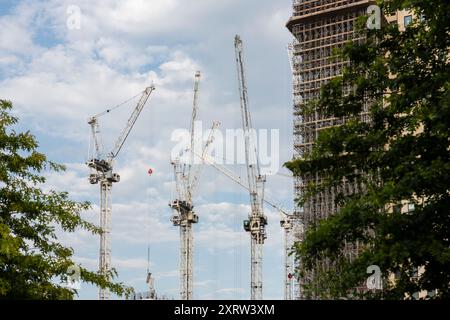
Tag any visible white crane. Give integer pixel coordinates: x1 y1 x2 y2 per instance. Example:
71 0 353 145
193 147 295 300
170 71 220 300
234 35 268 300
87 85 156 300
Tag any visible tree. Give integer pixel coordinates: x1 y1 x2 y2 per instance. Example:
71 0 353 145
0 100 132 299
286 0 450 299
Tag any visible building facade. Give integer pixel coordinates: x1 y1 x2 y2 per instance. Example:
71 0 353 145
286 0 376 299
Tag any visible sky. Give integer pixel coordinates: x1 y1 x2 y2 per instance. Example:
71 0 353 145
0 0 295 300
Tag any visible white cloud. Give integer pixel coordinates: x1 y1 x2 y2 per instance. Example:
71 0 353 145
155 270 178 279
197 202 249 224
44 163 91 197
113 257 150 270
216 287 245 294
74 256 152 271
194 280 216 288
0 3 39 55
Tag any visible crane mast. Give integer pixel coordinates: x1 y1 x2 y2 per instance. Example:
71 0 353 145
170 123 219 300
170 72 219 300
234 35 267 300
170 155 197 301
87 85 155 300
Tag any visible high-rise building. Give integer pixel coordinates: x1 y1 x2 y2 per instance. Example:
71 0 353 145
286 0 375 299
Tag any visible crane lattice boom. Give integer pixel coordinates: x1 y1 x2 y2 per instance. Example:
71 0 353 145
109 86 155 160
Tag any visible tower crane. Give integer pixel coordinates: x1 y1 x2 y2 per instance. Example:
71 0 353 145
192 148 295 300
287 40 305 300
170 71 220 300
235 35 267 300
87 85 156 300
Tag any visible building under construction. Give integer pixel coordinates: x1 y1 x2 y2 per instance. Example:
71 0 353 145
286 0 375 299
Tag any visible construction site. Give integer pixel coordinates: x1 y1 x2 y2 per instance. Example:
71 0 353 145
2 0 436 304
78 0 380 301
84 34 296 300
83 0 387 300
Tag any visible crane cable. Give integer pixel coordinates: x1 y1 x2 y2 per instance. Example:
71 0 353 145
92 90 145 119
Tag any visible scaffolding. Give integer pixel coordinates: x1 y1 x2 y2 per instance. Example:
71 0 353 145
287 0 374 299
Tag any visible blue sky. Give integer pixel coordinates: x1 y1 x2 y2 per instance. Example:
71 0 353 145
0 0 295 299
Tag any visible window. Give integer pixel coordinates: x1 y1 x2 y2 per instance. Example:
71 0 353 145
408 203 415 212
393 204 402 214
404 15 413 27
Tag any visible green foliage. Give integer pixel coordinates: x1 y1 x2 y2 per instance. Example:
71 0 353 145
0 100 133 299
286 0 450 299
